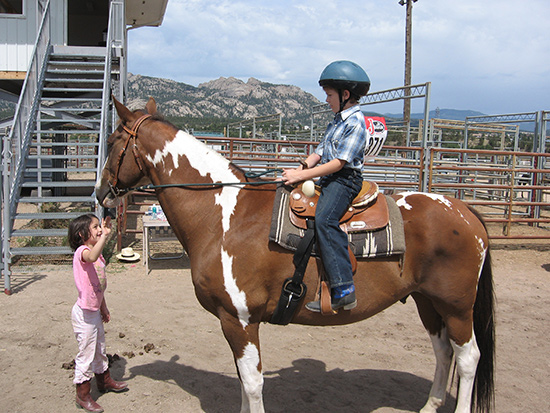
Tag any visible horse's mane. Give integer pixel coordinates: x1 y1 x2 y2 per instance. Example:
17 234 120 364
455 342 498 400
132 109 171 125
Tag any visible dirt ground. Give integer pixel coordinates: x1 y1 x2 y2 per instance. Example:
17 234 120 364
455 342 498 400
1 246 549 413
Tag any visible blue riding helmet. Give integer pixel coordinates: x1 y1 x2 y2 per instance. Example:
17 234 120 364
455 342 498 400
319 60 371 98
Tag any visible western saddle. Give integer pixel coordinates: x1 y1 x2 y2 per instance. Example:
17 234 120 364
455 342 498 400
288 180 390 315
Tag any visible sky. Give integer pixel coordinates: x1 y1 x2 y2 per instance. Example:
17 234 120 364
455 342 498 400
127 0 550 116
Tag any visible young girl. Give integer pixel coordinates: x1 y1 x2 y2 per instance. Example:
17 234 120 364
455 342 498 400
68 214 128 412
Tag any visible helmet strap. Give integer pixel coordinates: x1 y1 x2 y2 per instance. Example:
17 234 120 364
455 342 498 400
338 89 351 113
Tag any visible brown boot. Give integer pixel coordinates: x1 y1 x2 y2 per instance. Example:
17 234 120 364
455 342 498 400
76 380 104 412
95 369 128 393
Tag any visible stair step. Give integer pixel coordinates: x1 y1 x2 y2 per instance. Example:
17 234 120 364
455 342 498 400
10 246 73 256
46 68 104 74
16 212 90 220
21 181 96 188
28 154 99 160
31 142 99 147
50 49 106 56
44 78 104 84
25 167 97 173
40 107 101 113
11 228 69 237
38 118 101 124
40 97 103 103
49 55 105 59
18 196 96 203
43 87 103 93
34 130 99 135
49 58 105 65
35 127 100 133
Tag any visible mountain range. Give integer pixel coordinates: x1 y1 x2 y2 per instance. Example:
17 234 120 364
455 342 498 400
127 73 320 127
127 74 488 127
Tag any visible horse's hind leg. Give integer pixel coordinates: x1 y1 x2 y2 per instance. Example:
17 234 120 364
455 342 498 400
449 327 480 413
219 312 265 413
412 294 453 413
420 327 454 413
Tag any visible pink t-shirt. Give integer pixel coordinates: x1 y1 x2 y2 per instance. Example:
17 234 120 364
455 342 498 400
73 245 107 311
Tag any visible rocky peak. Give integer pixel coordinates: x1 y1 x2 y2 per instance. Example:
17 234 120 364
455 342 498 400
127 73 321 124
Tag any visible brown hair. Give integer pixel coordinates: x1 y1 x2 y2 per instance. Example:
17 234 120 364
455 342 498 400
68 214 98 251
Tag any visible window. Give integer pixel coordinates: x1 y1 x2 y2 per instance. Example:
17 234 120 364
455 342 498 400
0 0 23 15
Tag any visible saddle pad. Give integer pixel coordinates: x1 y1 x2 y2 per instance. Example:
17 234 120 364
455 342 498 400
269 186 406 258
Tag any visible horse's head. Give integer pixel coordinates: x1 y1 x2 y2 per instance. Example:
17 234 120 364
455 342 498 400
95 96 157 208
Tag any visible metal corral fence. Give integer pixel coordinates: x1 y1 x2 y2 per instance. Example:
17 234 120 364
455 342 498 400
427 148 550 239
198 134 424 190
197 135 549 240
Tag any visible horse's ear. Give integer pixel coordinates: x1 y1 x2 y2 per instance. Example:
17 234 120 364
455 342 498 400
112 95 135 123
145 97 157 116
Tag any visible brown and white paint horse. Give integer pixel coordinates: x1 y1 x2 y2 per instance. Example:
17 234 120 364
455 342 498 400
96 98 495 413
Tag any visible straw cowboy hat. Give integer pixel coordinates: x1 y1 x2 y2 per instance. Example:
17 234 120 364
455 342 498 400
116 247 140 262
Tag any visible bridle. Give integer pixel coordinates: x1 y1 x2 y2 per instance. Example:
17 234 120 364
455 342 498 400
107 113 152 197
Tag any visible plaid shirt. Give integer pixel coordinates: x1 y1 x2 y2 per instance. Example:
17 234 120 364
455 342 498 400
315 105 367 171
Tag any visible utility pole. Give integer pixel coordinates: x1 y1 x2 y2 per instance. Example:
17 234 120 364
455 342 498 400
399 0 417 142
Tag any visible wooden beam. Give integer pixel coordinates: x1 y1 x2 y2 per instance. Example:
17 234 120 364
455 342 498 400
0 71 26 80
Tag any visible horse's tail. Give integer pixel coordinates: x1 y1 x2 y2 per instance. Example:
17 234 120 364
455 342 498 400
469 206 496 413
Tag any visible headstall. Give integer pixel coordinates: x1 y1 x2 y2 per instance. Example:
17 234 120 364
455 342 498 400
108 114 152 197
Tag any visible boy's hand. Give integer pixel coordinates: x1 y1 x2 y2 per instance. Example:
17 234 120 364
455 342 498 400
281 168 303 185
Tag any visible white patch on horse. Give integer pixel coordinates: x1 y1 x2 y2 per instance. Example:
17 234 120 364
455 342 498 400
236 342 264 411
95 158 108 192
221 244 250 329
164 131 240 234
475 236 487 282
475 235 486 255
420 328 453 412
458 209 471 226
396 192 454 212
422 193 453 209
450 334 481 413
395 192 415 210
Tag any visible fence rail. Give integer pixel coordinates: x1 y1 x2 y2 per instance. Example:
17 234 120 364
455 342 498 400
427 148 549 239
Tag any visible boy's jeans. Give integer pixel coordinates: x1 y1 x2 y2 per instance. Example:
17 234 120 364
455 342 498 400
316 169 363 289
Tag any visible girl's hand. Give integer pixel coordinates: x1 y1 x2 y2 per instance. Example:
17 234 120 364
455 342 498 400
101 217 112 237
101 307 111 323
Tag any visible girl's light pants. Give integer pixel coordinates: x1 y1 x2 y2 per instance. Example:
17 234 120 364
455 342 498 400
71 303 108 384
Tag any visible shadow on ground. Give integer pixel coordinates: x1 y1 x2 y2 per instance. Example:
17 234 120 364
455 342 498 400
128 355 456 412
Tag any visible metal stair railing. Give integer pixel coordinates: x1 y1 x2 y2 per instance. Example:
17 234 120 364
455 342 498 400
97 0 126 220
2 0 52 294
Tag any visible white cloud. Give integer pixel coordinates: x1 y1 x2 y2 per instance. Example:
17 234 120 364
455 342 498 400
128 0 550 114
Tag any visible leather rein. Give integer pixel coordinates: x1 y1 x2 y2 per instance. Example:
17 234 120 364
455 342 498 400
108 114 152 197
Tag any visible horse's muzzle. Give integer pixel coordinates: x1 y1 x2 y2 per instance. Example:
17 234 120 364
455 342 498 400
95 182 121 209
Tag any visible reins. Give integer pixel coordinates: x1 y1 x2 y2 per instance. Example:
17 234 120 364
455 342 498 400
108 115 285 196
117 170 285 195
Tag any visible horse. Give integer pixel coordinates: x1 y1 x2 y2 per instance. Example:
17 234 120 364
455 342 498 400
96 97 495 413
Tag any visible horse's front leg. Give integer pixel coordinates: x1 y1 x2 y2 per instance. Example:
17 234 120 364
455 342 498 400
219 311 264 413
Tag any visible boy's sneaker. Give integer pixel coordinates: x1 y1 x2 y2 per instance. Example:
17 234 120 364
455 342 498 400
305 290 357 312
331 290 357 310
